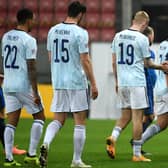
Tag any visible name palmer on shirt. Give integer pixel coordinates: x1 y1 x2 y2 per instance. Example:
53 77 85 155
7 35 19 41
55 29 70 35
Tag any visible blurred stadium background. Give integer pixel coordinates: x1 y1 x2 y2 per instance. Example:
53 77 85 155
0 0 167 118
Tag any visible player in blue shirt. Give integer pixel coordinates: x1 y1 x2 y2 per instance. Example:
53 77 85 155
1 8 45 167
142 39 168 154
106 11 168 162
39 1 98 168
143 26 157 130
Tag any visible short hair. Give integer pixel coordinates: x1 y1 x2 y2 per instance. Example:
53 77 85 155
133 11 150 24
68 1 86 17
143 26 153 36
17 8 33 24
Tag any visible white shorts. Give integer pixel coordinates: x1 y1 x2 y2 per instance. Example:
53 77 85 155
4 91 43 114
118 87 148 109
50 89 89 112
155 92 168 116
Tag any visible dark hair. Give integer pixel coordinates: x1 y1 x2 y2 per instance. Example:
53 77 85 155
68 1 86 17
17 8 33 24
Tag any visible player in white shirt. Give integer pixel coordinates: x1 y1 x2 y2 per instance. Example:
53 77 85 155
106 11 168 162
1 8 45 167
39 1 98 168
142 39 168 150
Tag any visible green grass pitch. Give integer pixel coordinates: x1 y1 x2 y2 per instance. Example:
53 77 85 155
0 118 168 168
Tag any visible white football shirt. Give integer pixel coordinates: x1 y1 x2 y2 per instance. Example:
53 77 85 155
47 22 89 89
112 29 150 87
2 29 37 92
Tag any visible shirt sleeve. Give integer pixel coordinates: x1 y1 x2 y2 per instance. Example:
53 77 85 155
25 37 37 59
140 36 150 59
77 29 89 54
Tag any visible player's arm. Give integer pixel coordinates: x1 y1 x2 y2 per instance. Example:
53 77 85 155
27 59 41 105
112 53 118 93
144 58 168 71
80 53 98 100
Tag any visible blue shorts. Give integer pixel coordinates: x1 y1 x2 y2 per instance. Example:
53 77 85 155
144 87 154 115
0 87 5 110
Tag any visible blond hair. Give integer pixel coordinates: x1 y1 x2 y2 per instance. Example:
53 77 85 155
133 11 150 24
143 26 153 36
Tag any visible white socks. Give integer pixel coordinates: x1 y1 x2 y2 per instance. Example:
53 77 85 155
73 125 86 162
133 140 142 157
43 120 62 148
4 124 16 161
28 120 44 156
111 126 122 141
142 124 160 144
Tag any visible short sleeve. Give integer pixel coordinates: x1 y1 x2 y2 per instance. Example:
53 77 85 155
78 29 89 54
25 37 37 59
140 36 150 58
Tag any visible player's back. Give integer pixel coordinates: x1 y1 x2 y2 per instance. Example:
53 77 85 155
2 29 37 92
112 29 150 87
155 40 168 96
47 23 88 89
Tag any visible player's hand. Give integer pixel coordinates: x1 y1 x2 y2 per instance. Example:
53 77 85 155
33 93 41 105
91 85 98 100
162 61 168 73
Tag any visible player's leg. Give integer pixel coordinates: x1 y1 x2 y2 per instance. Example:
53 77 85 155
0 108 5 148
106 87 132 159
4 109 22 167
70 89 91 168
142 113 168 143
39 112 65 168
106 108 131 159
39 89 68 168
0 87 5 148
143 87 155 132
131 87 151 162
17 91 45 165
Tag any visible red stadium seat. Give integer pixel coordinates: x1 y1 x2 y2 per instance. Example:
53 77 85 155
87 28 100 41
39 12 53 26
29 27 38 39
8 0 23 12
39 0 54 12
7 11 17 25
54 12 67 24
0 0 7 12
55 0 69 12
38 27 50 42
23 0 39 13
85 13 100 28
85 0 100 12
101 13 116 28
0 27 6 39
100 28 115 42
0 11 8 26
101 0 115 13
